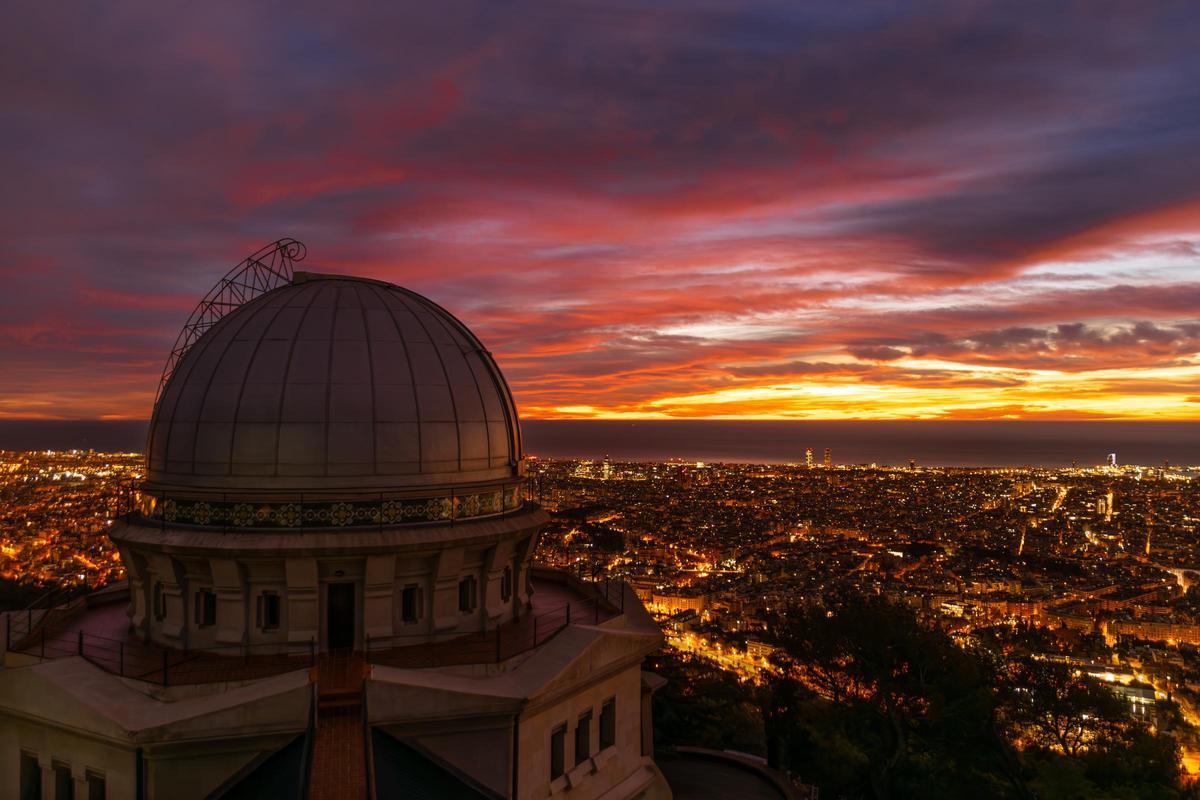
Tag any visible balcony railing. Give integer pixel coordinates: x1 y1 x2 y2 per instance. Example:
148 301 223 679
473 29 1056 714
365 579 626 670
3 576 628 685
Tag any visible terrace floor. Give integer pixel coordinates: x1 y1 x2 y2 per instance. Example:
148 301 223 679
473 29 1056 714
367 574 622 669
7 572 624 685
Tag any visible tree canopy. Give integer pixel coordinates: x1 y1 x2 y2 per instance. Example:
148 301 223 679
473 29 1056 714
652 596 1197 800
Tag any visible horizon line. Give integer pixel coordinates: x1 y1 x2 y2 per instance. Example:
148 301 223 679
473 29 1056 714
1 417 1198 424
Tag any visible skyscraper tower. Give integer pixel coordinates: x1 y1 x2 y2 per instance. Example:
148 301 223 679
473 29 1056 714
805 448 813 468
823 448 832 468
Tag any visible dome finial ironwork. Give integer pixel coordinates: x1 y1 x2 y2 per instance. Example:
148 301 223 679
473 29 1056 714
152 238 306 414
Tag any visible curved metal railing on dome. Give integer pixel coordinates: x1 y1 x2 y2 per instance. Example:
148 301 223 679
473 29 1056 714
127 484 527 530
151 238 306 415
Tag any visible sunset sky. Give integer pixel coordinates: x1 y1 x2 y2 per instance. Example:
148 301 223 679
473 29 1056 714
2 2 1199 421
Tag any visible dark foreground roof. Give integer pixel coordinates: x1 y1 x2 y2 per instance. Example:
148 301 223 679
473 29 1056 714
660 749 792 800
210 734 306 799
372 730 500 799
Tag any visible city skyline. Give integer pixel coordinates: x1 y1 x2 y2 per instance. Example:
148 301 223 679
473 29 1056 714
6 5 1200 798
3 3 1200 422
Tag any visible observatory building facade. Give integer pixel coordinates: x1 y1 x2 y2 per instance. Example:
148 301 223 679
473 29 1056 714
125 267 535 654
0 241 671 800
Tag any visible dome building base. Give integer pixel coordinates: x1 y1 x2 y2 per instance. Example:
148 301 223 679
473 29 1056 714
110 507 546 653
0 571 670 800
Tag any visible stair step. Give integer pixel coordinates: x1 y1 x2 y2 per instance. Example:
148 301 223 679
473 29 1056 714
319 700 363 714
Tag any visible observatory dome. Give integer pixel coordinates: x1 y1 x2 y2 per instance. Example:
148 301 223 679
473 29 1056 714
145 271 522 501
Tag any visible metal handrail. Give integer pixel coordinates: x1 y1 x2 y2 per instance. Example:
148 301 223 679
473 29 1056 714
10 620 315 685
10 576 627 685
298 681 317 800
363 670 376 800
365 580 628 669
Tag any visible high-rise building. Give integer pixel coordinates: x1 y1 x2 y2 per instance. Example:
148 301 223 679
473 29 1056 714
805 448 813 468
823 448 832 468
0 244 670 800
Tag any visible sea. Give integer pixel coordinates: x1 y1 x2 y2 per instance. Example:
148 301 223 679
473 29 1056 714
0 419 1197 468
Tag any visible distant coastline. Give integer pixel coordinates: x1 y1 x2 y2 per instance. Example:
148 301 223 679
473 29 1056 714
0 418 1197 468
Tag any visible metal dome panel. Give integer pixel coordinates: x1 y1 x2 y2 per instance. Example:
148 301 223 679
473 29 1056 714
145 271 522 496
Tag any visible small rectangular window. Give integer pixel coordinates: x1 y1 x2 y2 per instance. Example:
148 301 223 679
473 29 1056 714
194 588 217 628
458 576 477 613
257 592 281 630
575 710 592 765
550 724 567 780
53 762 72 800
401 585 422 623
20 752 40 800
500 566 513 602
600 698 616 750
152 582 165 620
86 772 105 800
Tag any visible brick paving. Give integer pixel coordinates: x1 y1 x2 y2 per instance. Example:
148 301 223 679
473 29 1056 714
309 706 367 800
308 653 368 800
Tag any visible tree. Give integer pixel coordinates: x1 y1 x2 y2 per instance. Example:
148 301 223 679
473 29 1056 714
1000 658 1128 757
1080 728 1183 798
653 595 1192 799
765 597 1027 799
647 651 765 757
1026 729 1189 800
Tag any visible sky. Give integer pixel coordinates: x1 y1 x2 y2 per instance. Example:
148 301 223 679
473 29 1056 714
2 1 1200 422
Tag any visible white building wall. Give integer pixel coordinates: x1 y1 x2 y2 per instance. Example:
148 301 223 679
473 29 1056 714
517 664 645 800
0 714 137 800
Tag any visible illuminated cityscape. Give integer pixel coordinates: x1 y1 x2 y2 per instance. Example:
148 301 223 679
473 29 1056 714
5 452 1200 676
4 0 1200 797
0 451 139 590
532 456 1200 781
534 457 1200 677
6 450 1200 743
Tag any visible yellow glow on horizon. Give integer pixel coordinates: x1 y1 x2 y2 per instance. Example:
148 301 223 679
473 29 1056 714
524 359 1200 420
4 354 1199 423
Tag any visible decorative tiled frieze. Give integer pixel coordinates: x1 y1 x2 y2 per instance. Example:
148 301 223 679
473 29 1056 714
136 484 524 529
